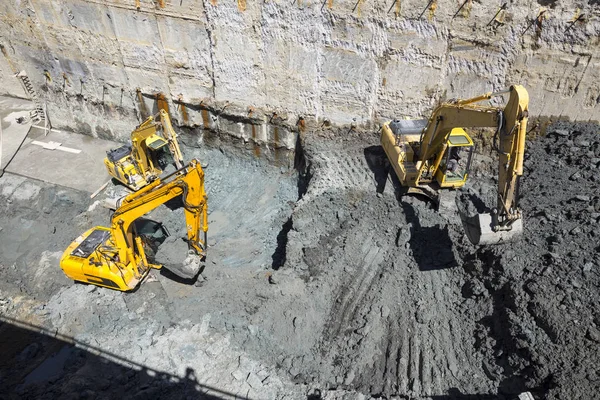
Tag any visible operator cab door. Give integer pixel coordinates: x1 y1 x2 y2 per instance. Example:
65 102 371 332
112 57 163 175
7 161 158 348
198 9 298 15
435 129 475 188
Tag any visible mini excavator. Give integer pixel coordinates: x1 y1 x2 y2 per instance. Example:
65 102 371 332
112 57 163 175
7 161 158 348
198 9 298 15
104 109 185 191
380 85 529 245
60 159 208 291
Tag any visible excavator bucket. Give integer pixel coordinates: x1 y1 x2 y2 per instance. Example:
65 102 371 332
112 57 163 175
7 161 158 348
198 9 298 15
165 253 203 280
461 212 523 245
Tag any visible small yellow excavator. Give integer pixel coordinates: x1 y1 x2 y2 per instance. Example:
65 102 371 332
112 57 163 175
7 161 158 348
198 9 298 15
104 109 185 191
60 159 208 291
381 85 529 245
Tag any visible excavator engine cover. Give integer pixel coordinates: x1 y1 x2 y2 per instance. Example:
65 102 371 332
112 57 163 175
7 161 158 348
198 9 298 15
461 212 523 245
106 145 132 163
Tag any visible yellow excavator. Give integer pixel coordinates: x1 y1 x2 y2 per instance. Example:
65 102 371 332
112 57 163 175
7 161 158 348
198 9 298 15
60 159 208 291
104 109 185 191
381 85 529 245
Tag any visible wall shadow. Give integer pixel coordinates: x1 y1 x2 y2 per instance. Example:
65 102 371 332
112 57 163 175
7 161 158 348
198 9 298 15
0 317 239 399
271 216 293 271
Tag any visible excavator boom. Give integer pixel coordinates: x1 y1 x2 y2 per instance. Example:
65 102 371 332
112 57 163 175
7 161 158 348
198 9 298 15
462 85 529 245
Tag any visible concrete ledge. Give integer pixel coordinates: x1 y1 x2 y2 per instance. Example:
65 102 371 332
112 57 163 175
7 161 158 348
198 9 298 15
5 127 117 193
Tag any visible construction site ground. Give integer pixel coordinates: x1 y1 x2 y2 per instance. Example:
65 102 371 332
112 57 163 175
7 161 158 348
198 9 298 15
0 112 599 399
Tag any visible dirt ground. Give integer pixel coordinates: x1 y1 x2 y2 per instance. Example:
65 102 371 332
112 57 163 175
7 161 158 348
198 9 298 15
0 122 599 399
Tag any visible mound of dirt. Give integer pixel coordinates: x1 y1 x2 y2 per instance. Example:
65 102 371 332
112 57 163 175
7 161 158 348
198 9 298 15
456 122 600 399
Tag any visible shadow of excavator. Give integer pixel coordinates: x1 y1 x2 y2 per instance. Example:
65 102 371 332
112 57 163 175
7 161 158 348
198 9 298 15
0 316 236 399
363 145 458 271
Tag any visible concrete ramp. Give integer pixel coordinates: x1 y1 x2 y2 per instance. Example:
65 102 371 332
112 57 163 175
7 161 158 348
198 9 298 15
5 126 118 193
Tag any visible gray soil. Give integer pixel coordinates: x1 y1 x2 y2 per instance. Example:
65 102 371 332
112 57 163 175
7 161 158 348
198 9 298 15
0 122 599 399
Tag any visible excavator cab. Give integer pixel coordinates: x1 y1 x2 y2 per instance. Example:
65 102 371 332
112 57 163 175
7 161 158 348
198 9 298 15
144 134 173 171
104 110 184 191
381 121 474 192
435 128 474 188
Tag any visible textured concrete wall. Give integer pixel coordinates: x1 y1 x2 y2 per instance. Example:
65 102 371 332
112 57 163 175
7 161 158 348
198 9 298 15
0 0 599 155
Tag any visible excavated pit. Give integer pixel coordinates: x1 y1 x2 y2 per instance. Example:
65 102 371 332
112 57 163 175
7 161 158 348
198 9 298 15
1 122 599 399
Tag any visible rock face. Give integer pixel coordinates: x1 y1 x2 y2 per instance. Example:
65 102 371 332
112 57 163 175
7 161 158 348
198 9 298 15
1 1 599 149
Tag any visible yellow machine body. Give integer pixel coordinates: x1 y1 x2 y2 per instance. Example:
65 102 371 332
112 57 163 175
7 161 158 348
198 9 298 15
381 124 474 190
60 227 156 291
104 109 184 191
381 85 530 245
61 159 209 291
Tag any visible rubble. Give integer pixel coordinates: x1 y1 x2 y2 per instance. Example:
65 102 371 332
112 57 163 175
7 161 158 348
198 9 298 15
0 121 599 398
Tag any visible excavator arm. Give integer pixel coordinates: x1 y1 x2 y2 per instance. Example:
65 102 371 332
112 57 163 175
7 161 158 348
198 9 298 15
157 109 184 169
111 159 208 267
60 159 208 291
495 85 529 225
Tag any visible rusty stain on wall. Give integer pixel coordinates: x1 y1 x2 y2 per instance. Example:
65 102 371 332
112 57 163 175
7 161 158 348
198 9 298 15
238 0 246 12
137 89 149 119
251 124 260 157
297 117 305 132
201 109 210 129
273 126 280 163
156 92 169 114
462 0 472 18
179 103 189 125
429 0 438 21
273 126 279 147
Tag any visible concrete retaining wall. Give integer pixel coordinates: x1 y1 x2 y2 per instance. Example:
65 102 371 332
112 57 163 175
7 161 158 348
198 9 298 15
1 0 598 155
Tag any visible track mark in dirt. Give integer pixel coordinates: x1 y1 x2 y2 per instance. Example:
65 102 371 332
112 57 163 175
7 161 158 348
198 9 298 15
308 151 375 198
324 234 385 339
398 326 410 393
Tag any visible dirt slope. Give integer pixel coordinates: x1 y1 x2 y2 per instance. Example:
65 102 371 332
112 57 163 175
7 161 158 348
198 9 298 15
456 122 600 399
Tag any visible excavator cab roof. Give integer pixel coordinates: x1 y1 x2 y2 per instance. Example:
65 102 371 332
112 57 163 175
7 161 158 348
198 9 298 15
106 144 132 163
388 119 428 136
146 134 169 151
447 128 473 147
